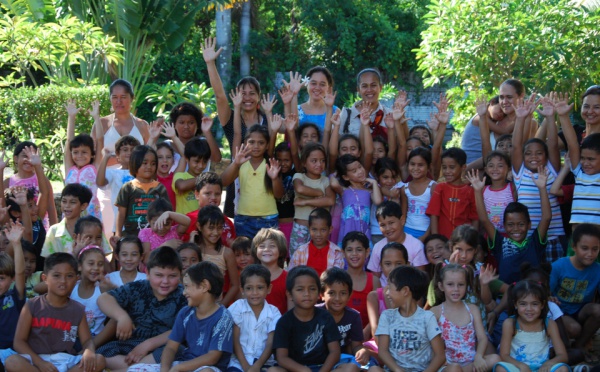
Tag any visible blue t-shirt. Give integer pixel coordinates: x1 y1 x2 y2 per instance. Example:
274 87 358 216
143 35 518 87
108 280 187 340
170 305 233 371
489 228 546 284
550 257 600 315
273 306 341 366
0 287 26 348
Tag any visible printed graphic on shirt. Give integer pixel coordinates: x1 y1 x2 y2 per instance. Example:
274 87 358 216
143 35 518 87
557 278 587 304
304 324 325 355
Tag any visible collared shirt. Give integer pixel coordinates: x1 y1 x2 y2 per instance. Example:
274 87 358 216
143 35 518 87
227 299 281 370
288 240 344 272
338 101 391 137
41 219 112 257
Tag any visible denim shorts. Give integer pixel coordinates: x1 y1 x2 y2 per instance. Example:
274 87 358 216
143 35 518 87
234 214 278 238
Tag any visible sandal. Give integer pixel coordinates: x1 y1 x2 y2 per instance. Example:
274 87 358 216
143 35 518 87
584 352 600 365
573 365 590 372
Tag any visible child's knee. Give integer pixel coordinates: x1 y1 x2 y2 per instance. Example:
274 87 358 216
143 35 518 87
443 363 463 372
334 363 360 372
367 367 384 372
266 367 286 372
583 303 600 322
4 355 27 372
486 354 502 367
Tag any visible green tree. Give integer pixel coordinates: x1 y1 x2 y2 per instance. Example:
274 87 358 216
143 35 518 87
245 0 426 104
0 6 123 87
415 0 600 96
63 0 229 107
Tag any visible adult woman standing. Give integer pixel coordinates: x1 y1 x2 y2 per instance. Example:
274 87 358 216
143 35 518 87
93 79 150 235
95 79 150 165
202 37 268 217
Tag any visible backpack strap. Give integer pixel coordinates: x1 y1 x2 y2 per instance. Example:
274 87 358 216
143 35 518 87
343 107 352 134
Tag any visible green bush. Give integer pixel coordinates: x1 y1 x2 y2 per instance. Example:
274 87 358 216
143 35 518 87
0 85 110 181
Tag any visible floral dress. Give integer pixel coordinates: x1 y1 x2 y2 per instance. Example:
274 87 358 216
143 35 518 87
65 164 101 219
338 187 371 245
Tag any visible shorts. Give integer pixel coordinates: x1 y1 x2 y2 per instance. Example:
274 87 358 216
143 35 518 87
97 339 182 363
404 226 426 239
335 353 378 369
128 362 220 372
20 352 82 372
234 214 278 238
544 236 566 263
494 362 570 372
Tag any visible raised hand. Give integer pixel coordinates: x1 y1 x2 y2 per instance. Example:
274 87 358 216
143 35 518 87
261 93 277 113
278 86 294 105
202 37 222 63
475 94 488 118
161 122 177 139
148 120 163 140
324 91 337 108
331 109 341 128
74 233 92 253
270 114 283 133
266 158 281 179
433 93 450 113
466 169 486 191
284 113 297 132
553 92 574 116
102 148 115 159
536 95 555 117
64 99 81 116
392 102 405 121
394 90 411 110
5 220 24 243
384 112 394 127
512 99 533 118
233 144 252 165
284 71 303 95
9 186 28 206
359 103 372 126
533 165 548 189
433 94 451 124
427 112 440 132
88 100 101 119
479 264 498 286
23 146 41 167
229 87 243 108
200 116 213 134
0 205 10 222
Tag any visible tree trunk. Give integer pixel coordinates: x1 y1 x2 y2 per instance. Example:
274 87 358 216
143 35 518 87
216 6 232 88
239 0 251 77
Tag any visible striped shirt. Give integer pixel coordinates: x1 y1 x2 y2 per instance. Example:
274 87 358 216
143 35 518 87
570 164 600 224
513 162 564 238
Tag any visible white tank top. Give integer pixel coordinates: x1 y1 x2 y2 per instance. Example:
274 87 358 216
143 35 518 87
104 113 144 152
404 180 435 231
70 282 105 336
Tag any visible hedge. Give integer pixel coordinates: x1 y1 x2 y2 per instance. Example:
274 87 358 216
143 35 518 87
0 85 111 181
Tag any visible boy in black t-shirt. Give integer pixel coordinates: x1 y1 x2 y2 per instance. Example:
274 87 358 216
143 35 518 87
269 266 354 372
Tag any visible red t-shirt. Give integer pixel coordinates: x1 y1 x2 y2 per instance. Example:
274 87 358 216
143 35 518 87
348 272 373 329
426 182 478 239
182 209 236 245
306 241 329 277
157 173 176 210
266 269 288 315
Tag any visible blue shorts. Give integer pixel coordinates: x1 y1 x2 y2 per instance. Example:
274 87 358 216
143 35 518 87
234 214 278 238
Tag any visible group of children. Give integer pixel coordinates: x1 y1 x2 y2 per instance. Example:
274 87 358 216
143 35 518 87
0 40 600 371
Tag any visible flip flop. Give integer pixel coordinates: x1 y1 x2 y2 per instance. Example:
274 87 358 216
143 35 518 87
573 364 590 372
584 352 600 365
